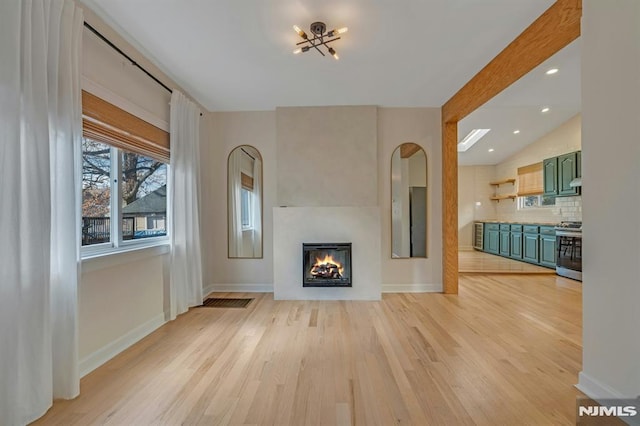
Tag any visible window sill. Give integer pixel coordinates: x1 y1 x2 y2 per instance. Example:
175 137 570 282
82 242 170 273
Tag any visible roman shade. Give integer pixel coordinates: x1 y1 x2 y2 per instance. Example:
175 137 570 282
82 90 170 162
241 172 254 191
517 162 543 196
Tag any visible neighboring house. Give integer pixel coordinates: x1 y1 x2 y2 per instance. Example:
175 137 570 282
122 185 167 238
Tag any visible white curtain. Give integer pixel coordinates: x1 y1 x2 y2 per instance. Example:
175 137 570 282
228 149 243 257
0 1 82 424
252 155 262 257
169 90 203 320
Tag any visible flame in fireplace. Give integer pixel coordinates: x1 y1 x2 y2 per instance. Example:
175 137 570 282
311 254 344 278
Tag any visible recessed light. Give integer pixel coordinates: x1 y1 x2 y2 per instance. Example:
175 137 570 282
546 68 559 75
513 130 520 134
541 107 550 113
488 148 495 152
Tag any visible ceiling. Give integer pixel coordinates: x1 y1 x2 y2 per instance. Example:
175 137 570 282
80 0 555 112
457 39 581 166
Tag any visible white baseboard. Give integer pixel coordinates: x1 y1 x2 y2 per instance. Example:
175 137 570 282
203 283 274 296
577 372 627 400
382 283 442 293
79 313 166 378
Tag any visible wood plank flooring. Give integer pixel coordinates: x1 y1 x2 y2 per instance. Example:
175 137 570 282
34 275 583 425
459 249 555 274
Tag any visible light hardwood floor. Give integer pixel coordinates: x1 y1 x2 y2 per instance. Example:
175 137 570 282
35 275 583 425
459 249 555 274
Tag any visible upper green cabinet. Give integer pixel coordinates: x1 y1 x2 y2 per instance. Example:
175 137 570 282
543 157 558 196
558 152 580 196
543 151 581 197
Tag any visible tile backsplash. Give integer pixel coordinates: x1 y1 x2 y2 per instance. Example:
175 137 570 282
555 196 582 221
496 195 582 224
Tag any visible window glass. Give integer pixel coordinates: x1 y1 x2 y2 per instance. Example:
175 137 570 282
82 138 112 246
121 150 167 240
518 195 556 209
241 188 252 229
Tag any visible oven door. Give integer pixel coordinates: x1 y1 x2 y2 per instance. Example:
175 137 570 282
556 230 582 281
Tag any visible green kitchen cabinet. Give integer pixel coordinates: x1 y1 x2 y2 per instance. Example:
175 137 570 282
523 232 540 264
499 230 510 256
543 151 581 197
558 152 579 196
543 157 558 196
484 223 500 255
510 228 523 259
539 226 557 268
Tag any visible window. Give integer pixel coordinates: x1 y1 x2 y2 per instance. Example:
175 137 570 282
518 194 556 209
82 139 112 246
82 139 168 249
516 161 555 209
240 188 253 230
81 90 169 254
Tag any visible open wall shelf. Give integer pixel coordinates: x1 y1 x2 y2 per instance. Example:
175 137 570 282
489 178 516 202
489 178 516 186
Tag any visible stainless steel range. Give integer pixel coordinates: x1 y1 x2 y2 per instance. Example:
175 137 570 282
555 221 582 281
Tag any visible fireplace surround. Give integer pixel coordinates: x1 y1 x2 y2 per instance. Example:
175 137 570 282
303 243 352 287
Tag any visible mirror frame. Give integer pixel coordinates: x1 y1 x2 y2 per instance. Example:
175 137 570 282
227 145 264 259
390 143 428 259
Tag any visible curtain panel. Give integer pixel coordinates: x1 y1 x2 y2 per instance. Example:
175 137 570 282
0 0 82 424
169 91 203 320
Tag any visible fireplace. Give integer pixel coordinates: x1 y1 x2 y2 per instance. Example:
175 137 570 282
303 243 352 287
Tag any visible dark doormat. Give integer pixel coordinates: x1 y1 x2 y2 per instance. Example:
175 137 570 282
201 298 254 308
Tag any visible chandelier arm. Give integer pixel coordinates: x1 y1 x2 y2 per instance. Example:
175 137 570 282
310 41 325 56
297 35 340 46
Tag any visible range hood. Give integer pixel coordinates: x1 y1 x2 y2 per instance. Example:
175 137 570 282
569 177 582 187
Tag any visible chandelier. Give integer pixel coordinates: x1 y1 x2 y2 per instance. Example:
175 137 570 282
292 22 348 60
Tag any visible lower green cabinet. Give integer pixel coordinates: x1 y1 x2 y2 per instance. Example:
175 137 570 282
510 232 523 259
539 226 557 267
480 222 556 269
523 233 540 264
484 224 500 254
499 231 510 256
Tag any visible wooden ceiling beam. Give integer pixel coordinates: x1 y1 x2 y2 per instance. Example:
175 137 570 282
442 0 582 124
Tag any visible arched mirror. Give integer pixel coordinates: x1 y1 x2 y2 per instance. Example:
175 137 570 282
391 143 427 258
228 145 263 258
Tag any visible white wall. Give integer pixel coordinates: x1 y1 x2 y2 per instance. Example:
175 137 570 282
82 27 171 127
201 112 276 293
377 108 442 292
276 106 378 207
203 107 443 294
578 0 640 400
458 165 497 249
79 249 168 376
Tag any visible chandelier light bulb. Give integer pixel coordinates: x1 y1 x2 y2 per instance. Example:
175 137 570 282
336 27 348 34
293 25 307 39
328 47 339 60
293 48 302 54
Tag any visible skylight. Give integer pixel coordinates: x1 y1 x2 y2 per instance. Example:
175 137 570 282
457 129 491 152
